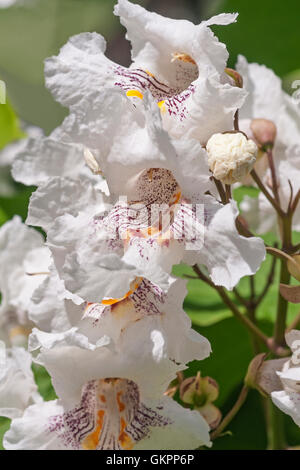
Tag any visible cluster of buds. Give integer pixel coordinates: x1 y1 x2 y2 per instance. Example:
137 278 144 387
166 371 222 431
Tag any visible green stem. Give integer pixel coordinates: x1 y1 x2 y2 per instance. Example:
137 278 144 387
211 385 249 440
192 265 269 348
274 261 291 346
274 214 292 347
251 169 285 218
267 401 286 450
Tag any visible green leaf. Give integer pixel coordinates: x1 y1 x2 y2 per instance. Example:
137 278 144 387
0 99 24 150
0 417 10 451
213 0 300 78
0 186 35 224
32 364 57 402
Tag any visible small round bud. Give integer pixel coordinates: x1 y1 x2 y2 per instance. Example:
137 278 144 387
225 68 243 88
250 119 277 151
206 132 258 185
179 372 221 429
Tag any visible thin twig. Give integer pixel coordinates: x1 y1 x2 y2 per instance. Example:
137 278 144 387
287 180 294 214
255 254 277 307
225 184 232 202
213 177 227 204
235 216 254 238
249 276 256 305
291 189 300 214
233 287 249 308
251 169 285 217
266 246 297 266
211 385 249 440
192 265 269 347
234 110 239 131
266 148 281 205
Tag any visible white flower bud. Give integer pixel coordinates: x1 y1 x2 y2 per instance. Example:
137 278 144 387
206 132 258 185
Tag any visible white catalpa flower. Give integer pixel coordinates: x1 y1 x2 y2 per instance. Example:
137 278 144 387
271 330 300 427
237 56 300 149
11 136 109 192
0 124 43 168
25 93 265 299
4 379 211 450
0 124 43 196
44 0 246 145
236 56 300 233
36 276 211 367
257 330 300 427
0 341 41 419
3 321 211 450
240 149 300 234
0 216 78 343
0 216 50 345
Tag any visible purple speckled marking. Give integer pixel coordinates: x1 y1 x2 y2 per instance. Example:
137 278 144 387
47 379 171 450
113 63 197 122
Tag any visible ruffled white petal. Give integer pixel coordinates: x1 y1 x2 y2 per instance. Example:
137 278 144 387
27 176 108 231
3 400 64 450
184 198 266 289
271 391 300 427
0 217 50 343
12 138 95 187
135 396 211 450
0 343 41 419
4 392 211 450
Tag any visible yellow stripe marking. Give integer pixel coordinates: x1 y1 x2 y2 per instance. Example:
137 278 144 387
101 278 142 306
126 89 144 100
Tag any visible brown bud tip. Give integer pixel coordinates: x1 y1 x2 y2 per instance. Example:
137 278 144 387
225 68 243 88
250 119 277 150
245 353 267 391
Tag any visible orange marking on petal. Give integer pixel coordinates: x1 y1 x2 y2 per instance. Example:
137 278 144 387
169 191 182 206
171 53 196 64
101 278 142 306
119 417 134 450
147 168 153 182
157 100 166 113
9 326 31 340
82 410 105 450
117 391 125 412
126 89 143 100
100 395 106 403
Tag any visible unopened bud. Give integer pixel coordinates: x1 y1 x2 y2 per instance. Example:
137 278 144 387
225 68 243 88
256 358 288 395
245 353 267 391
180 372 218 405
287 254 300 282
250 119 277 151
179 372 221 429
206 132 258 184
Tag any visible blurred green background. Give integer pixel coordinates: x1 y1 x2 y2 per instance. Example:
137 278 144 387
1 0 300 451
